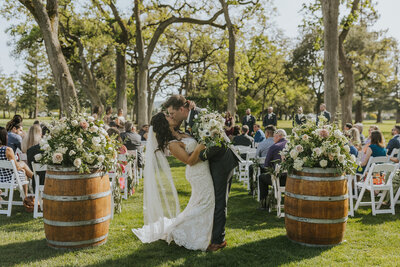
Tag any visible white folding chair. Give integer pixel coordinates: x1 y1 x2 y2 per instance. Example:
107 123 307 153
353 156 389 200
32 163 46 218
107 169 117 219
118 154 133 200
234 145 252 183
0 160 29 216
389 148 399 158
354 163 398 215
270 164 285 218
346 174 355 217
244 149 257 190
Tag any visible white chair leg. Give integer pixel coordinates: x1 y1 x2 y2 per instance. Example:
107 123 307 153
376 191 387 210
390 187 395 215
355 186 366 211
7 187 14 217
371 189 376 216
33 185 39 218
347 176 354 217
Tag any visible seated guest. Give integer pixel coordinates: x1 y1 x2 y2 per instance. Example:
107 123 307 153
386 125 400 156
229 125 241 141
115 108 125 131
120 121 142 151
344 123 352 132
357 130 387 174
7 122 23 153
138 124 149 141
353 123 365 146
346 128 361 157
92 105 101 120
256 125 276 158
107 127 127 155
103 106 113 126
362 125 379 153
232 125 253 147
0 127 33 197
27 124 49 192
258 129 288 210
253 124 265 144
22 124 42 153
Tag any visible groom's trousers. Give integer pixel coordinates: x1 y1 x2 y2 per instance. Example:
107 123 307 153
210 166 234 244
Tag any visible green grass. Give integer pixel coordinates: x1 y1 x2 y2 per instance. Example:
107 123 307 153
1 157 400 266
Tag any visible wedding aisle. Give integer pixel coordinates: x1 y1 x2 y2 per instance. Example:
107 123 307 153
1 156 400 266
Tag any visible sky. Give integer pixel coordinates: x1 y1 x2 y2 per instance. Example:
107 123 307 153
1 0 400 76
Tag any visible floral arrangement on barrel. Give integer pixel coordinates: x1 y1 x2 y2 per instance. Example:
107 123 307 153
191 108 229 150
280 116 357 175
36 114 119 173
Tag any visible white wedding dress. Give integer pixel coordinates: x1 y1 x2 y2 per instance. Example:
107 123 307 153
132 136 215 251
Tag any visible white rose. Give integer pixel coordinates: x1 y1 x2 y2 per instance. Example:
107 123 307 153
88 116 95 122
338 154 345 163
194 115 198 119
97 155 105 163
313 147 322 156
302 134 309 141
73 158 82 167
290 149 298 159
39 139 47 146
42 144 50 151
320 159 328 168
89 125 99 133
334 130 342 138
52 153 63 164
34 154 42 161
350 154 356 162
344 145 350 153
303 157 308 162
71 120 79 126
69 150 76 156
295 145 304 152
293 158 304 171
77 138 84 145
92 137 101 145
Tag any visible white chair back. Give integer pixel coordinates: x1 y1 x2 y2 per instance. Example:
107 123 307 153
390 148 400 158
32 163 46 218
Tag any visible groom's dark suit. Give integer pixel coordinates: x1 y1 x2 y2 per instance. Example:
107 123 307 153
186 108 239 245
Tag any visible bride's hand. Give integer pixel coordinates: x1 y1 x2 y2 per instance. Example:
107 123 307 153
196 143 206 151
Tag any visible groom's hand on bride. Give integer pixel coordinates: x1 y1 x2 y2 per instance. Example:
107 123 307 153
188 100 196 110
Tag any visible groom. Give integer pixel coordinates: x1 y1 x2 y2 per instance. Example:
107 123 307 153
164 95 239 252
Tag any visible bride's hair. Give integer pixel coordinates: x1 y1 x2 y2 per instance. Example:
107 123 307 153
151 112 175 152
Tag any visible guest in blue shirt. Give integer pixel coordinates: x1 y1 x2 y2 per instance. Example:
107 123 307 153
256 125 276 158
258 129 288 210
386 125 400 156
253 124 265 144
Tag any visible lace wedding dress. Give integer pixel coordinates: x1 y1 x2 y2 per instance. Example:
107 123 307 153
132 136 215 251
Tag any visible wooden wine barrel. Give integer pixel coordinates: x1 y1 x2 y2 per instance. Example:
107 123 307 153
43 166 111 249
285 167 348 246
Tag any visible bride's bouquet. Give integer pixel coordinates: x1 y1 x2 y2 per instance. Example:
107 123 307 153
191 108 229 150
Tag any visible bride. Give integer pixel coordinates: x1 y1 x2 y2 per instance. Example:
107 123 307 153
132 112 215 251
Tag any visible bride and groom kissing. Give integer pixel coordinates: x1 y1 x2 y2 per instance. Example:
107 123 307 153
132 95 240 252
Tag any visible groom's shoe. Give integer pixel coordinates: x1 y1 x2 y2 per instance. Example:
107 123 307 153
206 241 227 252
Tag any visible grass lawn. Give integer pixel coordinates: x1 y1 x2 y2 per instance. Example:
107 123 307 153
1 157 400 266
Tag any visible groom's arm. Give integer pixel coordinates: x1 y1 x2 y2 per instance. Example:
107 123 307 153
199 146 225 161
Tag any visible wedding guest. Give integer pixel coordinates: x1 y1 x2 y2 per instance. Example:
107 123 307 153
21 124 42 153
253 124 265 144
344 123 353 131
233 125 253 147
92 105 101 120
138 124 149 141
0 127 33 196
242 109 256 135
7 122 23 153
362 125 379 153
107 127 127 154
263 107 277 127
317 103 331 123
357 130 386 174
258 129 288 210
103 106 113 126
293 107 306 126
121 121 142 151
354 123 366 146
386 125 400 156
229 125 241 141
224 111 234 137
6 114 23 132
27 124 49 191
346 128 361 157
256 125 276 158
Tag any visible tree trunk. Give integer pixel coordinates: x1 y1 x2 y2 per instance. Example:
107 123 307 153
396 106 400 123
34 65 38 119
355 95 363 123
338 0 360 128
377 109 382 123
220 0 237 117
116 51 127 116
321 0 339 122
19 0 79 116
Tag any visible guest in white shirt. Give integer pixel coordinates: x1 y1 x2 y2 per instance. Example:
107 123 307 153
293 107 306 126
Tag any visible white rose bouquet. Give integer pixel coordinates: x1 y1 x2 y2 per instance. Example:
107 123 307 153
37 114 119 173
191 108 229 150
280 116 357 174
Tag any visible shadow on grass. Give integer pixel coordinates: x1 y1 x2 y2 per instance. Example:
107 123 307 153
0 207 44 233
86 235 330 267
0 239 66 265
